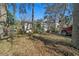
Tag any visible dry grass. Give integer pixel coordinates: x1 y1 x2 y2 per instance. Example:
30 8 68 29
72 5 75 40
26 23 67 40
0 40 12 55
33 33 71 45
0 34 79 56
32 33 79 56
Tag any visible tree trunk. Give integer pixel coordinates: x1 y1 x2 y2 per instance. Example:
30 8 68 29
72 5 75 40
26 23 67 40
72 4 79 49
5 3 8 25
32 3 34 31
12 3 16 17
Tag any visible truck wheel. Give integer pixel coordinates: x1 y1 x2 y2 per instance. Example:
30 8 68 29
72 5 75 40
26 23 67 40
61 31 67 36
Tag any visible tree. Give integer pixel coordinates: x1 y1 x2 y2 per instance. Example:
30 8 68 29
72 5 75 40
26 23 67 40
45 4 67 32
45 4 73 33
7 3 16 21
27 3 35 32
44 15 53 32
72 4 79 49
11 3 16 16
4 3 8 23
19 3 27 21
32 3 34 31
6 10 15 25
5 4 15 26
19 4 27 33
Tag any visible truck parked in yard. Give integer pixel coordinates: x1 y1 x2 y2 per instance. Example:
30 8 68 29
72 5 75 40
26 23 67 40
61 25 72 36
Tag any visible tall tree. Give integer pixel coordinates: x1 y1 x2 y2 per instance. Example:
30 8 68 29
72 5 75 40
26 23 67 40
19 3 27 21
4 4 7 18
32 3 34 31
7 10 15 25
45 4 67 32
19 3 27 33
27 3 35 31
45 3 73 33
11 3 16 16
5 3 16 26
72 4 79 49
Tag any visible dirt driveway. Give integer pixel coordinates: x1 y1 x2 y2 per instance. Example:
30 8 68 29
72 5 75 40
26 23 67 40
0 34 79 56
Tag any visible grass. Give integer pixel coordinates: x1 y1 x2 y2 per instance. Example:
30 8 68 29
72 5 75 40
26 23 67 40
0 34 79 56
33 33 71 46
32 33 79 56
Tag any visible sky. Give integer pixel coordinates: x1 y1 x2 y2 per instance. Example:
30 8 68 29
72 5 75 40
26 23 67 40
8 3 73 21
34 4 46 20
8 3 46 20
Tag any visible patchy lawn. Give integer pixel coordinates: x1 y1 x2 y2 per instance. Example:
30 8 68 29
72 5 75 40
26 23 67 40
0 34 79 56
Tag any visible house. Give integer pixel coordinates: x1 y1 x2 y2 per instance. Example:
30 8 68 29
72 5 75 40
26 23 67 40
42 17 60 32
21 21 32 33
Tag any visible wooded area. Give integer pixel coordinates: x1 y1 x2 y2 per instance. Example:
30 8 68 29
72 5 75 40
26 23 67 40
0 3 79 56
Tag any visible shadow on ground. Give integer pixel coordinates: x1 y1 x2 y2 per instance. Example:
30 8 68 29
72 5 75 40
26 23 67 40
32 34 79 56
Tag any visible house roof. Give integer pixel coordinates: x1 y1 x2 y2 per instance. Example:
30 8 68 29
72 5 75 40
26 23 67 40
21 21 32 24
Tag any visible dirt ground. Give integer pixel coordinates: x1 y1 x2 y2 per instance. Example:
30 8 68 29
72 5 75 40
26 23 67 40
0 33 79 56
